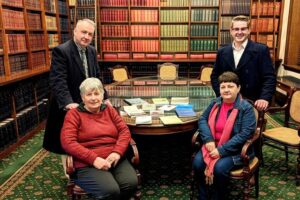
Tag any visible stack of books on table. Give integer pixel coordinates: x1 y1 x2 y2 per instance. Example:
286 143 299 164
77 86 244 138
124 98 149 105
123 105 145 116
152 97 169 106
170 97 189 105
175 104 196 118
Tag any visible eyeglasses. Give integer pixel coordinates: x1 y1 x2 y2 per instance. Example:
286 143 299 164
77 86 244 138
231 27 248 32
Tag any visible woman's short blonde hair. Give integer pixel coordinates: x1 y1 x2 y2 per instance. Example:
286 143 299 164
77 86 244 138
79 78 104 96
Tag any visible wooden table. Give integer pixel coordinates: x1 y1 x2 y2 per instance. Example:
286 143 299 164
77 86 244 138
105 76 215 135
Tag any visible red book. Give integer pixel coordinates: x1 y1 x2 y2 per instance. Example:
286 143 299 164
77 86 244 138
190 54 204 59
103 53 117 60
117 53 130 59
133 53 145 59
160 54 174 60
145 53 159 59
175 54 188 59
203 53 217 59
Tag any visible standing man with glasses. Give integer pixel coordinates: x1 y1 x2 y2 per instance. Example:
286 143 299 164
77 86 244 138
43 19 108 171
211 15 276 111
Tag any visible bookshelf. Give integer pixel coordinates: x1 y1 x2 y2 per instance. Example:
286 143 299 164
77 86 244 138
250 0 284 61
283 0 300 73
97 0 220 62
0 0 71 159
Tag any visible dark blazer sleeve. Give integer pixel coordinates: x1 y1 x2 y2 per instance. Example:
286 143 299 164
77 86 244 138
211 50 223 97
49 46 74 109
257 45 276 102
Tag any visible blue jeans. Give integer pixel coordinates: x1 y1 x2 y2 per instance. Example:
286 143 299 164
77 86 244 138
192 151 235 200
74 158 138 200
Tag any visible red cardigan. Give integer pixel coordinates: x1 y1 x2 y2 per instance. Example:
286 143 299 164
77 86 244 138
61 104 131 168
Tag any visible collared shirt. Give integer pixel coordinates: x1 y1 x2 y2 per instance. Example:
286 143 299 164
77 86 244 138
232 39 248 68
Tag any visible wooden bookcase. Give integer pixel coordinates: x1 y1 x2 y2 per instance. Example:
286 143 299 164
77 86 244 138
283 0 300 73
0 0 71 159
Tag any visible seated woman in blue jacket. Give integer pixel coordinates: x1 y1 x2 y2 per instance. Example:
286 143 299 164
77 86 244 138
192 71 256 200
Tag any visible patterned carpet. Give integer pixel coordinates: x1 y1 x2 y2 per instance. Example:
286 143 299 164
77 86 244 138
0 113 299 200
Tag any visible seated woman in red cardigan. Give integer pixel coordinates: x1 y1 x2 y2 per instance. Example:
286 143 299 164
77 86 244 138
192 72 256 200
61 77 137 199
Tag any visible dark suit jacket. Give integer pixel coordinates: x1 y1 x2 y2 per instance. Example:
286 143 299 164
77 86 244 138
43 40 106 154
211 40 276 102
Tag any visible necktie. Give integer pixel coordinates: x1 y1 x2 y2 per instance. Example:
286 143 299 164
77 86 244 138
80 49 89 78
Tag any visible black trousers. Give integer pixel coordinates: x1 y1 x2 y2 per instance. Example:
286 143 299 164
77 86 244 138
74 158 138 200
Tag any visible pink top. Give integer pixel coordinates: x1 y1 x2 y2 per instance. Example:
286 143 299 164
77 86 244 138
215 102 234 145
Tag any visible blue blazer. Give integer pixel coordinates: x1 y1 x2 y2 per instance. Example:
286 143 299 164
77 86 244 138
211 40 276 102
199 95 256 165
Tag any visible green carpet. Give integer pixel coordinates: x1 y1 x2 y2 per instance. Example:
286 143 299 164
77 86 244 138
0 113 300 200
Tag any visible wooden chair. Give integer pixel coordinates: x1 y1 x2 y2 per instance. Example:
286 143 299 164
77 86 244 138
109 65 131 82
263 89 300 185
190 105 265 200
158 62 179 80
66 139 142 200
198 64 213 83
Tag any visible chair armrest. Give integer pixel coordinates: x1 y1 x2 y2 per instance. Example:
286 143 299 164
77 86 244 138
267 104 288 113
129 138 140 166
66 155 75 175
240 128 261 165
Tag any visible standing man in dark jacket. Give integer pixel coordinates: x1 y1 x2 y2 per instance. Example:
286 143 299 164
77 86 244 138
43 19 108 155
211 15 276 111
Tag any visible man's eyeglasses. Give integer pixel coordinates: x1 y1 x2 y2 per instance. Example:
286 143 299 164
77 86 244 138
231 27 248 32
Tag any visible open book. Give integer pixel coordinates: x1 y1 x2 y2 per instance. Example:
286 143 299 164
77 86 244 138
175 104 196 118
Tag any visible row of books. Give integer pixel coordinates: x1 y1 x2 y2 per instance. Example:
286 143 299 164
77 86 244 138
191 24 218 37
251 18 279 32
78 0 95 6
100 9 129 22
36 77 50 100
0 118 17 151
61 33 71 44
0 33 3 54
191 39 218 51
48 34 59 48
101 25 130 37
106 85 215 97
220 31 232 46
161 40 188 52
37 99 49 122
132 40 159 52
221 0 251 15
58 0 68 15
102 53 216 60
191 9 219 22
2 0 23 7
251 34 277 49
44 0 56 13
27 13 42 30
161 10 189 22
25 0 41 10
251 2 281 16
45 16 57 30
191 0 219 7
2 9 25 29
161 25 188 37
6 34 27 54
0 89 12 121
9 54 28 74
32 51 47 69
220 16 234 30
17 106 38 136
76 8 95 20
98 0 218 7
131 10 158 22
14 82 35 112
60 17 69 31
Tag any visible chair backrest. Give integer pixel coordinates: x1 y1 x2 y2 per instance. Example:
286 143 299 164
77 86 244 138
110 65 130 82
289 90 300 123
158 63 179 80
199 64 213 82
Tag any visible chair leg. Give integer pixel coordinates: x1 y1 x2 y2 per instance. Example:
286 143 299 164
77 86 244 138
285 146 289 163
255 170 260 198
297 152 300 186
243 179 251 200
